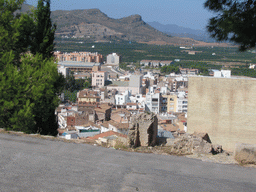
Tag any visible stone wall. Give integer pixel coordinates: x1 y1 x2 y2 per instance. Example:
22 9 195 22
128 113 158 147
187 76 256 151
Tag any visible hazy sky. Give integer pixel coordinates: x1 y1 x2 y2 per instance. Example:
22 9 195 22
25 0 215 30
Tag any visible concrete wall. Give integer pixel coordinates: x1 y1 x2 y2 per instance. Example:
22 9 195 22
187 76 256 151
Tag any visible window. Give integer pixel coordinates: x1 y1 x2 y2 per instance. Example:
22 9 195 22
152 98 158 102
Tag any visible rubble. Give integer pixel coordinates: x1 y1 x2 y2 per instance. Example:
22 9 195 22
165 132 223 155
234 143 256 165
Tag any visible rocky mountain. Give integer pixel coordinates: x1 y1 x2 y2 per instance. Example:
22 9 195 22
51 9 168 41
19 4 228 47
50 8 208 46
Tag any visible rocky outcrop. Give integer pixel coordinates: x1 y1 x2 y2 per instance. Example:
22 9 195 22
234 143 256 165
128 113 158 147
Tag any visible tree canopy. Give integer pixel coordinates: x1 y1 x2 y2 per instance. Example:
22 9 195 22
205 0 256 51
0 0 64 135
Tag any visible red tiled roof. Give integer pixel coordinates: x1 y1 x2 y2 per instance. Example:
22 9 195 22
88 131 127 140
126 103 137 106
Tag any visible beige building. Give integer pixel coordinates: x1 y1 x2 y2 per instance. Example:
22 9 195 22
77 89 100 103
54 51 103 63
187 76 256 151
162 94 178 113
92 71 107 88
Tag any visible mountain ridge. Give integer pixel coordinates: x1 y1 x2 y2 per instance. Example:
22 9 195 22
147 21 216 43
19 4 229 47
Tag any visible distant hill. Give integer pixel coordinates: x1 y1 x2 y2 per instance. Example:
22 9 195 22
15 3 33 14
50 8 213 46
147 21 216 43
19 4 230 47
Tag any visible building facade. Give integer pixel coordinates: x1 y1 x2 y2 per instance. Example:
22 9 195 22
106 53 120 65
92 71 107 88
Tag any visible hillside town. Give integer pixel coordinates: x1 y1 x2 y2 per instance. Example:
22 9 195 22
55 50 243 155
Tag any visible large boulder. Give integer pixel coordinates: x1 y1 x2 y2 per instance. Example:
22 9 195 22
234 143 256 165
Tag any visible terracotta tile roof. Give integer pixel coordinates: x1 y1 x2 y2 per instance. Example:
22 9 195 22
112 108 131 114
126 103 137 106
94 105 111 113
78 89 99 98
88 131 127 140
140 60 152 62
101 121 109 128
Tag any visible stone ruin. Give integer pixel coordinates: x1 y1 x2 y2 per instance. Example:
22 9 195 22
128 113 158 147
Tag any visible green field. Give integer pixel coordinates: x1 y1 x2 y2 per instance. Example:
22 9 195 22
55 38 256 64
55 38 256 77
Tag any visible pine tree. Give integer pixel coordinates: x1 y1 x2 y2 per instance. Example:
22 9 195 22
205 0 256 51
0 0 64 135
30 0 56 59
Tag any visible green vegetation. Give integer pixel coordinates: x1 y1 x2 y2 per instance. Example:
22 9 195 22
63 74 91 102
56 38 256 77
205 0 256 51
55 38 256 64
0 0 64 135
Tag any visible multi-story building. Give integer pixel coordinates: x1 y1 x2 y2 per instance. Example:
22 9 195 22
92 71 107 88
106 53 120 65
177 91 188 113
54 51 103 63
162 93 178 113
107 75 143 95
146 92 161 114
115 90 131 105
77 89 100 122
77 89 100 103
172 76 188 92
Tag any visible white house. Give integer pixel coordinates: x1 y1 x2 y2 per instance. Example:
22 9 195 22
115 90 131 105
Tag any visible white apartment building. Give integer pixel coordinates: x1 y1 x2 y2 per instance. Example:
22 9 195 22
106 53 120 65
115 90 131 105
177 91 188 113
146 92 161 114
129 94 146 108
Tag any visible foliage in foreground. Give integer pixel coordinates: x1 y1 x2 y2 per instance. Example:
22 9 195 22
205 0 256 51
0 0 64 135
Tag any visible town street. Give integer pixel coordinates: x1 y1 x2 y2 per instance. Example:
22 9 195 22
0 133 255 192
